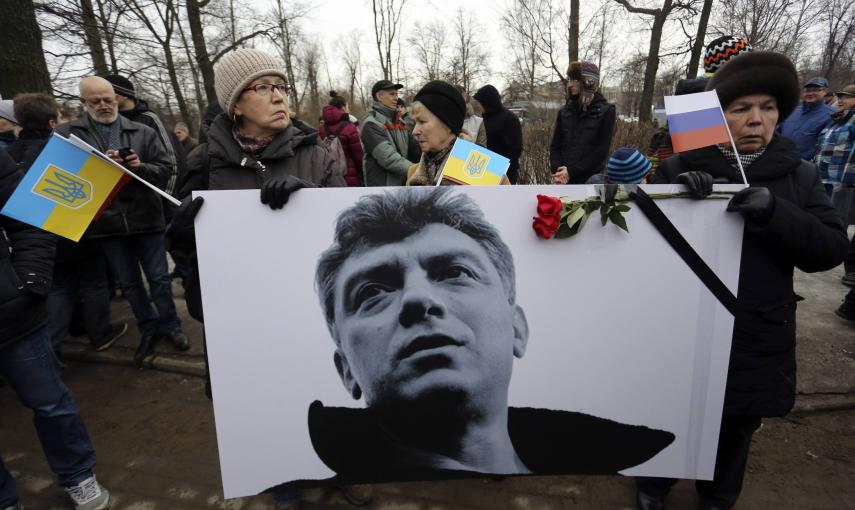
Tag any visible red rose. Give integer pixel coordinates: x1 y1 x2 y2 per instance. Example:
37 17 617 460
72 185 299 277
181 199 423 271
536 194 563 217
533 214 561 239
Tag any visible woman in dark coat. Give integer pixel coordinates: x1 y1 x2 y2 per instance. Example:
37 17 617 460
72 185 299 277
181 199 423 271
638 52 848 510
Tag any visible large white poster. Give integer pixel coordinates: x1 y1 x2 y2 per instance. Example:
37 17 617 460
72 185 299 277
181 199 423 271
194 185 744 499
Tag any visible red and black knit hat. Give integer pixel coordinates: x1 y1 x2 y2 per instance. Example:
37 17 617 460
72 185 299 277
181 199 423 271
104 74 136 99
703 36 752 76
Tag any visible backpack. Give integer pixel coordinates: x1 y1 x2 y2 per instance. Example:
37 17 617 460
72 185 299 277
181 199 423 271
324 122 349 180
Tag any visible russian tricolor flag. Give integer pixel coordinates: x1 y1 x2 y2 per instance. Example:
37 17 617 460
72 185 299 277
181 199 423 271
664 91 730 153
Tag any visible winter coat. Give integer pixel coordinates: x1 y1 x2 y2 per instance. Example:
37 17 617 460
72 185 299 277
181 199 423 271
404 131 512 186
120 98 188 196
814 108 855 190
5 128 50 166
0 149 55 350
319 105 364 186
777 101 835 160
549 93 616 184
54 114 171 238
654 135 848 417
472 85 523 184
361 102 420 186
174 114 347 321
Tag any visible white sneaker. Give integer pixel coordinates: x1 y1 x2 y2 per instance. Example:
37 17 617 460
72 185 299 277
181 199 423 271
64 476 111 510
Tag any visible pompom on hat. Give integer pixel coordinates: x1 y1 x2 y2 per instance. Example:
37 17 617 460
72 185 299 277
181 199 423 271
214 48 288 116
705 51 801 119
704 35 752 75
607 148 652 184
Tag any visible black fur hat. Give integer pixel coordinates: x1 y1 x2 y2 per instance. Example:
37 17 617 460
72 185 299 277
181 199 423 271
705 51 800 119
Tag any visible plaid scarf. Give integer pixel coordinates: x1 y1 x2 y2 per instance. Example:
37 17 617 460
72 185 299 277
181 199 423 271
717 144 766 171
814 108 855 188
423 145 454 184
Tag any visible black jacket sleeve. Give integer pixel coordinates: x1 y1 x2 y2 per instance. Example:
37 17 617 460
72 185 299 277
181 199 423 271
503 111 523 160
749 164 848 273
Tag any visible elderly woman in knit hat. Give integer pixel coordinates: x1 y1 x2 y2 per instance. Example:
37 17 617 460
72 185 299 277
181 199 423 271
549 61 616 185
639 52 848 510
405 80 509 186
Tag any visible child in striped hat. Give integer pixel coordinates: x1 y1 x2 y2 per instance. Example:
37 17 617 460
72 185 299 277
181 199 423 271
606 147 652 184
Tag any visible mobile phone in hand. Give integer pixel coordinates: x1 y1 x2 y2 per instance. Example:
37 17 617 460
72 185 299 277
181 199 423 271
118 147 133 160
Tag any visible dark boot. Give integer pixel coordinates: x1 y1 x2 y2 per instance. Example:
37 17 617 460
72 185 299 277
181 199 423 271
134 334 157 365
164 329 190 351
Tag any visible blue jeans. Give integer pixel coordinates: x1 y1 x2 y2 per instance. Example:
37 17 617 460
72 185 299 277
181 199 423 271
0 328 97 506
47 253 113 349
101 232 180 336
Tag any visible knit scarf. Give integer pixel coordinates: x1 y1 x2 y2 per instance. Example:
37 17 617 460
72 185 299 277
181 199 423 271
233 125 276 159
718 144 766 171
423 145 454 184
89 115 122 150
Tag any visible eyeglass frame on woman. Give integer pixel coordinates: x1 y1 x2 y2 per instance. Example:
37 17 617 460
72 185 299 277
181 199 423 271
242 83 292 96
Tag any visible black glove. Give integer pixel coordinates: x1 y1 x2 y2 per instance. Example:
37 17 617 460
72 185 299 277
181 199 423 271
676 171 714 198
260 175 307 210
727 187 775 225
167 196 204 251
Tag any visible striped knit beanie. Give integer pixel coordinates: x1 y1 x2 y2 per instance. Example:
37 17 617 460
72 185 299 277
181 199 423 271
214 48 288 115
104 74 136 99
704 36 752 76
607 148 652 184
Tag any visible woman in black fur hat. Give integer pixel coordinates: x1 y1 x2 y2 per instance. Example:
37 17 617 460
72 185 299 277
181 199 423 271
638 52 849 510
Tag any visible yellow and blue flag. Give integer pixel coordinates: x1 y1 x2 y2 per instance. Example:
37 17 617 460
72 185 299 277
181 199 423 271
0 133 132 241
439 138 509 186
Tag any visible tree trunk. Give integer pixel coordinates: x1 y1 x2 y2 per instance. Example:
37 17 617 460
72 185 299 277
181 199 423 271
162 46 193 132
0 0 53 96
94 0 118 73
686 0 713 78
638 1 671 124
186 0 218 105
80 0 109 75
570 0 579 62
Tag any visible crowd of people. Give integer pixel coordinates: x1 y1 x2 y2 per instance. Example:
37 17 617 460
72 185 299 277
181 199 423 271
0 31 853 510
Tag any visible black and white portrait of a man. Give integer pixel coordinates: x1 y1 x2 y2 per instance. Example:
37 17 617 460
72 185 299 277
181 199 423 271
309 187 675 483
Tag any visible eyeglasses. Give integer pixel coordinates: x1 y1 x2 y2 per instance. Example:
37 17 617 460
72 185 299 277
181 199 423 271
82 97 117 107
243 83 291 96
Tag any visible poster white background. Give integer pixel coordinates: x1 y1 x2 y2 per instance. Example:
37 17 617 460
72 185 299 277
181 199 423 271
194 185 744 498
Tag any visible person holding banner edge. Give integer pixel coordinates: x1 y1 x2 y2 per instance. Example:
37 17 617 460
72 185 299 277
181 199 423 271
640 51 848 510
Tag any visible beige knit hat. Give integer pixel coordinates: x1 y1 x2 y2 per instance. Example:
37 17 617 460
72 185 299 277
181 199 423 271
214 48 288 115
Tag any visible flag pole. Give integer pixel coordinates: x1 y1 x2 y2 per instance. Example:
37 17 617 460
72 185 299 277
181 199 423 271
716 100 749 185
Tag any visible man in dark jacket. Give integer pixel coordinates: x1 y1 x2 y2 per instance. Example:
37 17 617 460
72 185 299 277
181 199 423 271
638 52 848 510
8 92 127 354
361 80 420 186
55 76 188 363
472 85 522 183
105 74 187 198
0 150 111 510
549 61 616 185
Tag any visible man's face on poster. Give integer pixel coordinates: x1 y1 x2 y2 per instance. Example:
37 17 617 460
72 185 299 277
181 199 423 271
330 223 528 410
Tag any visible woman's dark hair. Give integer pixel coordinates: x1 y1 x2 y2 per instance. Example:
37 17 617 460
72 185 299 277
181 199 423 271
329 90 347 109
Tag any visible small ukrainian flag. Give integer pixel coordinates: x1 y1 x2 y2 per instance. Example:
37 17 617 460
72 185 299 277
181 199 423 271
439 138 510 186
1 133 132 241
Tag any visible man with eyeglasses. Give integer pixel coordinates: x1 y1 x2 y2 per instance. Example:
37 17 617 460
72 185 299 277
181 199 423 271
54 76 190 364
361 80 421 186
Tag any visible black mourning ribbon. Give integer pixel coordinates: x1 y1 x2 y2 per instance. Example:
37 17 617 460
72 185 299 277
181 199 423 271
629 186 738 316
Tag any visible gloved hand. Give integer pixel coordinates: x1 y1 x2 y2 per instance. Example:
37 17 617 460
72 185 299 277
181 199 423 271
260 175 307 210
726 187 775 225
676 171 713 198
167 196 204 251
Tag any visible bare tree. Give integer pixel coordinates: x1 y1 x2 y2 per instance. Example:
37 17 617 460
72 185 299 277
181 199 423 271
448 8 489 92
407 21 447 84
0 0 52 95
819 0 855 78
686 0 714 78
185 0 217 104
371 0 407 79
502 0 573 88
270 0 309 116
614 0 699 124
301 41 323 123
337 31 367 111
570 0 580 61
710 0 816 56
